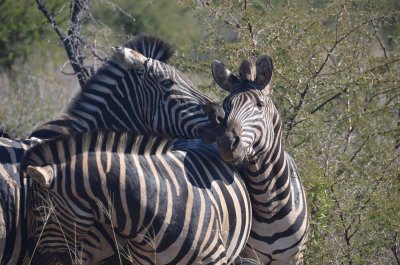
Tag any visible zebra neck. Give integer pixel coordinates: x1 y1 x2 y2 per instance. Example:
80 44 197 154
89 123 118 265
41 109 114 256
30 62 150 139
64 78 147 133
243 140 295 219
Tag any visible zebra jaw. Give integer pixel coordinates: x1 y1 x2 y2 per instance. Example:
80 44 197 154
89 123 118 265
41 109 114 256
26 165 54 188
217 138 246 164
196 102 226 144
112 46 147 70
196 123 225 144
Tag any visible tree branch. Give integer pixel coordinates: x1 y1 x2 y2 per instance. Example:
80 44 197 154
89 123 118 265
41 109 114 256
36 0 90 89
392 232 400 265
284 15 386 141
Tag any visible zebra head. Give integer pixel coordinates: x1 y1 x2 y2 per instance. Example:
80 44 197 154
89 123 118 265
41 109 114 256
22 153 99 264
100 36 215 139
211 55 280 164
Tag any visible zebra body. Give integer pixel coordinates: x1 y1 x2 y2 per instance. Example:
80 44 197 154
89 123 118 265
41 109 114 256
0 36 217 264
210 55 309 264
22 130 252 264
0 138 31 265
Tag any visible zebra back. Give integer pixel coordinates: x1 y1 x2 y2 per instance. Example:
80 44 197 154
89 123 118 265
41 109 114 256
21 130 252 265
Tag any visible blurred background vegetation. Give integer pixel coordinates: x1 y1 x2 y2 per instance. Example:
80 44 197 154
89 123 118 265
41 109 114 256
0 0 399 264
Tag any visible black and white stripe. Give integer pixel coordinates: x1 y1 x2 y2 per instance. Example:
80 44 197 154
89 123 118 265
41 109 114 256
30 35 212 139
0 35 216 264
0 138 32 265
22 130 252 264
210 55 309 264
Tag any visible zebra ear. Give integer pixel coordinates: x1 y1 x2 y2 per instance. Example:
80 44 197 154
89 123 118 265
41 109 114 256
112 47 147 70
27 165 54 189
255 54 273 90
211 60 237 92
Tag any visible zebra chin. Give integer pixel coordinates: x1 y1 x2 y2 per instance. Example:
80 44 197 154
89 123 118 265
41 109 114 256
219 149 246 165
217 137 246 165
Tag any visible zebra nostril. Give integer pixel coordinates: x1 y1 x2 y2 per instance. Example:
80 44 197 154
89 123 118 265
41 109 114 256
231 135 240 150
203 102 225 126
216 114 225 125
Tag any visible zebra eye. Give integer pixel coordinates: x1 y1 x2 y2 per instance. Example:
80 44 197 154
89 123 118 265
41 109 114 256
160 79 175 88
256 100 266 108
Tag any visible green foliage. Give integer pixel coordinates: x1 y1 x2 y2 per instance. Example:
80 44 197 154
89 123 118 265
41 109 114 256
0 0 67 68
0 0 40 67
89 0 201 46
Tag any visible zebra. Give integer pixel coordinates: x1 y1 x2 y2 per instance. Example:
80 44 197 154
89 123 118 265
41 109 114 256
208 55 309 264
0 137 34 265
0 35 220 264
21 130 252 264
29 36 212 140
0 137 117 265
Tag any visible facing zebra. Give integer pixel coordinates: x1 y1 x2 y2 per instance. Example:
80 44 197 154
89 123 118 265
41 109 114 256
0 36 220 264
209 55 309 264
21 130 252 264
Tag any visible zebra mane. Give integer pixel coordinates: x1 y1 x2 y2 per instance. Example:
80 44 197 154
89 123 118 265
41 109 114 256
123 35 175 62
21 130 174 169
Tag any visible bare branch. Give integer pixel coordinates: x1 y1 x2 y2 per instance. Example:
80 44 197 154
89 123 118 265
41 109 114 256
392 232 400 265
36 0 66 40
284 15 386 141
36 0 91 89
204 2 241 29
310 91 343 114
371 20 388 58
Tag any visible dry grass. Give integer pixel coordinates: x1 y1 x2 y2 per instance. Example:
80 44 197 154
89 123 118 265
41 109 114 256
0 50 79 138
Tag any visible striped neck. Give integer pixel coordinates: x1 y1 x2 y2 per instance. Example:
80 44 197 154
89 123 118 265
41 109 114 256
240 132 309 264
29 62 148 139
241 104 301 219
65 61 147 132
242 134 294 218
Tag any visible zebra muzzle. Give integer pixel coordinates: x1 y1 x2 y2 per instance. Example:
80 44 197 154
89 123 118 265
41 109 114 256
217 132 243 162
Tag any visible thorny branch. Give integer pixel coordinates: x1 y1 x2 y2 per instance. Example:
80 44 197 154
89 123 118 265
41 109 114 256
328 143 399 265
371 20 388 58
330 184 354 265
204 1 265 57
36 0 91 89
392 232 400 265
284 15 386 140
204 2 240 29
